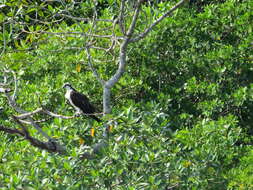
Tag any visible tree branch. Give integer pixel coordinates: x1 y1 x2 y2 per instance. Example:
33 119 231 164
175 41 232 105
118 0 126 35
130 0 188 42
2 70 53 141
0 125 25 136
15 107 103 120
0 22 6 57
58 13 113 23
85 47 105 85
126 0 143 37
105 0 143 90
41 31 124 40
15 108 44 119
13 116 65 154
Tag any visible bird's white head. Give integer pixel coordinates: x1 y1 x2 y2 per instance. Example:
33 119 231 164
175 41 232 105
62 83 73 90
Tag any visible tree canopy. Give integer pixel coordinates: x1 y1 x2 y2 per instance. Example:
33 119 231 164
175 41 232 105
0 0 253 189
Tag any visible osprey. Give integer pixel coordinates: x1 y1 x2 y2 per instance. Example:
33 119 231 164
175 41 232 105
63 83 101 122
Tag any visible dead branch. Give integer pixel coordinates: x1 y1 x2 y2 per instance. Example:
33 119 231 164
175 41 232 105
0 125 25 136
0 119 65 154
13 116 65 154
2 70 58 142
1 70 66 153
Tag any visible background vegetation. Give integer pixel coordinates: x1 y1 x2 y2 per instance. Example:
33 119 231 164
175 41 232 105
0 0 252 189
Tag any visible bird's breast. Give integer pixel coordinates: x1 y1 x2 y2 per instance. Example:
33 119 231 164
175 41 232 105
65 90 76 107
65 90 71 100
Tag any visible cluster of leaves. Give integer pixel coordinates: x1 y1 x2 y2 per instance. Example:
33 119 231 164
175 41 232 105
0 107 244 189
0 0 253 189
129 0 253 132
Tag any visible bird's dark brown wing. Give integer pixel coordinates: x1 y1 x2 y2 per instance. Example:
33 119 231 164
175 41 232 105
70 91 101 122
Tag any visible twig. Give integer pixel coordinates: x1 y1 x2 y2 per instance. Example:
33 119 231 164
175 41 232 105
0 22 6 57
58 13 113 23
42 109 78 119
41 31 124 40
166 183 179 190
10 70 18 101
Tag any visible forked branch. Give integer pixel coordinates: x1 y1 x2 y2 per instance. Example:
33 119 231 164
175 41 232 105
1 70 66 153
1 69 103 155
0 117 65 154
130 0 188 42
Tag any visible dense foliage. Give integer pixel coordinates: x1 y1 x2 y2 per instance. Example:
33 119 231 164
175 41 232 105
0 0 252 189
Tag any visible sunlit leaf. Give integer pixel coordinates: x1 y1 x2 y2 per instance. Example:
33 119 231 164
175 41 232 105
79 137 85 145
76 64 81 72
90 128 95 137
108 125 113 132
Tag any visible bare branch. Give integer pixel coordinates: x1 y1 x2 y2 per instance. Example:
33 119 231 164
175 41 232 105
0 22 6 57
126 0 143 37
130 0 188 42
29 118 53 139
0 125 25 136
118 0 126 35
2 70 53 142
15 106 103 120
42 109 78 119
101 0 144 113
0 123 64 154
42 109 104 119
18 118 52 125
58 13 113 23
16 108 44 119
85 47 105 85
27 15 64 25
36 31 124 40
0 116 65 154
12 117 66 154
105 0 143 90
10 70 18 101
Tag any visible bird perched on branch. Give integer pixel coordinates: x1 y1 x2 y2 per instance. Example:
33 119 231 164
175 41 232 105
63 83 101 122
